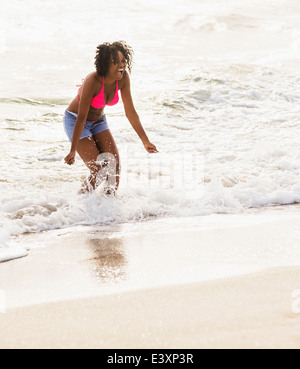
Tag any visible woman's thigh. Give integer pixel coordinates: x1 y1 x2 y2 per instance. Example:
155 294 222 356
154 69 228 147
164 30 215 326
93 130 119 156
76 137 101 173
93 130 120 166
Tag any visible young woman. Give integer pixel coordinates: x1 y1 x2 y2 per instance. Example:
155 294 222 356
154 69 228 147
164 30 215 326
64 41 158 194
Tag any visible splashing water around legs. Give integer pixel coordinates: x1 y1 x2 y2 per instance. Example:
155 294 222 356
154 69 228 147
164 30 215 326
75 129 120 195
79 152 119 195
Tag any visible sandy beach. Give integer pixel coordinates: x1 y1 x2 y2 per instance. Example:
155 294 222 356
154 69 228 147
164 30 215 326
0 268 299 349
1 207 300 349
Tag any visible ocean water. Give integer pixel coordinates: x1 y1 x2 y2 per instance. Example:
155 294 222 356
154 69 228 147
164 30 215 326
1 0 300 262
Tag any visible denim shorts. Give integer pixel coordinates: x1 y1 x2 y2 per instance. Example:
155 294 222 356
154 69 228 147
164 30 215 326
63 110 109 142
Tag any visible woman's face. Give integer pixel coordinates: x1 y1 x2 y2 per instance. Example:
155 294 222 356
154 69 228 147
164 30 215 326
108 51 127 80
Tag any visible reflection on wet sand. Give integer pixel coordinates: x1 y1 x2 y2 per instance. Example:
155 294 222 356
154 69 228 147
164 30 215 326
87 237 128 283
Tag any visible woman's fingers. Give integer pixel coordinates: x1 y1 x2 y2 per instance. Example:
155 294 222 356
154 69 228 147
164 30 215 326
149 146 159 153
65 154 75 165
145 142 159 153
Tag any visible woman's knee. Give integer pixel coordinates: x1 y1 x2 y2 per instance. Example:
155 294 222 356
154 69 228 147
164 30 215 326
86 160 101 175
97 152 119 175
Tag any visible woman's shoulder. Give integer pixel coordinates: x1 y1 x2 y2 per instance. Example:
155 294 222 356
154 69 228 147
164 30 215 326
85 72 102 85
81 72 102 95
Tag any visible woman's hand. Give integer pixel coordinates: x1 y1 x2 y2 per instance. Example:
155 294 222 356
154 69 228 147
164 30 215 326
64 150 76 165
143 141 159 154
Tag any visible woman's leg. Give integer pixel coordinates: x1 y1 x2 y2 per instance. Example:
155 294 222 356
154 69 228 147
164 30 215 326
93 129 120 194
76 137 107 193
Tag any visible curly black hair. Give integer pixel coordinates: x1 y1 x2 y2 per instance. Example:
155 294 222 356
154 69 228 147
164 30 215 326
94 41 134 77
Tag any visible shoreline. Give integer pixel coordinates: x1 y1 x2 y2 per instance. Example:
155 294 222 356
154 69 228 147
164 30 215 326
2 205 300 309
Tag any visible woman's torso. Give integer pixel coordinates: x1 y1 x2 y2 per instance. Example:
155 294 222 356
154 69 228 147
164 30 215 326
67 72 124 122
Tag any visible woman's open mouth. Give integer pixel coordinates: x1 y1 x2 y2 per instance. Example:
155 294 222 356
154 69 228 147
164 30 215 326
117 69 124 78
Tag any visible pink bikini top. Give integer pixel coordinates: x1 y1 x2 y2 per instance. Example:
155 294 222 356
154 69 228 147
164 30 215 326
77 77 119 109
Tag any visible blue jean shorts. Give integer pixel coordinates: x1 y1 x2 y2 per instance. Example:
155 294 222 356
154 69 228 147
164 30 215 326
63 110 109 142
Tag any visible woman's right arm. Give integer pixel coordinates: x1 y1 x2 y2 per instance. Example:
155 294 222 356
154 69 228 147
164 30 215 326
65 78 95 165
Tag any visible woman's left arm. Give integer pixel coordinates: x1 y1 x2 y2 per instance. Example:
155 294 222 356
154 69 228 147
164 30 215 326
121 72 158 154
